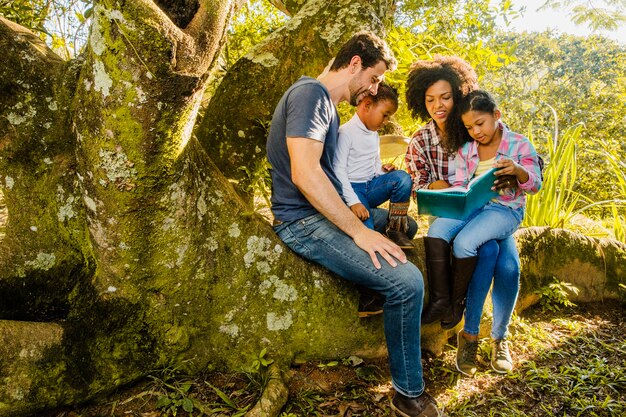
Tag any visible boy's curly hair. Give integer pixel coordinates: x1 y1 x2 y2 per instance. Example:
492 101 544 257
405 55 478 151
366 82 399 106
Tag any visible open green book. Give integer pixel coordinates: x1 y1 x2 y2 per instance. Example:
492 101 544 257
416 167 500 220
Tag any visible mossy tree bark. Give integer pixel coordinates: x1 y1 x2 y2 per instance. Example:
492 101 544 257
196 0 394 199
0 1 395 415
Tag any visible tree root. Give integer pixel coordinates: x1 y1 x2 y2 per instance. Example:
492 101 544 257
245 363 289 417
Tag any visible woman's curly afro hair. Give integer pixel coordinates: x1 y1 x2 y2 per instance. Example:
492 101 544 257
405 55 478 150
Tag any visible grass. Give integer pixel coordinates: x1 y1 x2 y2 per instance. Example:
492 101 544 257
43 300 626 417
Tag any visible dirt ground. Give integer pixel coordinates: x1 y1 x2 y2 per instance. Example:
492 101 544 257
40 299 626 417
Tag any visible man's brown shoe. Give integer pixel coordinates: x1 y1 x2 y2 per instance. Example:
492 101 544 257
390 391 447 417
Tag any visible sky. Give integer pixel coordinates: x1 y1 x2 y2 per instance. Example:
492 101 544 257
502 0 625 43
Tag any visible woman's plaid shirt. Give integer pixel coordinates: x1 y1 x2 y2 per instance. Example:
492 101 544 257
404 120 453 198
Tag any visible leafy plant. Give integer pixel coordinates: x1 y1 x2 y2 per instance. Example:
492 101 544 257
149 366 197 416
239 156 273 213
317 360 339 370
535 277 580 312
205 381 251 416
250 347 274 371
524 122 583 228
155 382 195 416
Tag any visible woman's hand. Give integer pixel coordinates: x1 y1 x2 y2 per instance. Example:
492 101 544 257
350 203 370 220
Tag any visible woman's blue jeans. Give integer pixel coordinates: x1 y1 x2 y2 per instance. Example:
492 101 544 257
427 202 523 258
351 170 413 229
274 213 425 397
465 236 520 340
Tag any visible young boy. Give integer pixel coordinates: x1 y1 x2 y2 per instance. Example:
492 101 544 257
333 83 414 249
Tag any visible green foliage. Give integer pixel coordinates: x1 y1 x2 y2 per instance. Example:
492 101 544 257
535 277 580 312
150 367 197 416
250 347 274 371
482 32 626 207
387 1 521 135
0 0 91 59
524 123 582 229
523 119 626 241
0 0 49 33
316 360 339 370
205 381 251 416
540 0 626 31
238 156 272 213
222 0 287 71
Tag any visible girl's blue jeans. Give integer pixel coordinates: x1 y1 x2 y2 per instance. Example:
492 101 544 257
465 236 520 340
427 202 523 258
274 212 425 398
350 170 413 229
427 203 522 340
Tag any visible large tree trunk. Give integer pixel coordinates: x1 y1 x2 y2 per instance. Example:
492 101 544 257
0 1 624 416
0 1 396 415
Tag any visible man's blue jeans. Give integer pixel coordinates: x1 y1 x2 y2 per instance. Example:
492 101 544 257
274 213 425 397
464 236 520 340
351 170 413 229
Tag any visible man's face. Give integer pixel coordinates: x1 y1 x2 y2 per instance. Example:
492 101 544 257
348 60 388 106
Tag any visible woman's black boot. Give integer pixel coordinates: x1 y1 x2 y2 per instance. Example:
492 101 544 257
421 237 453 324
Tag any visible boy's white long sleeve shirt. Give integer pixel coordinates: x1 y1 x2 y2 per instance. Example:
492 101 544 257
333 113 385 207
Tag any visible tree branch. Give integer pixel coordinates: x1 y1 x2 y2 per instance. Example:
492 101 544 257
196 0 391 196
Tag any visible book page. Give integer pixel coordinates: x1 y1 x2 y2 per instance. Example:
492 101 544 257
421 185 467 194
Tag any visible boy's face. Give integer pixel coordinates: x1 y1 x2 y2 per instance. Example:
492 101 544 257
359 98 397 131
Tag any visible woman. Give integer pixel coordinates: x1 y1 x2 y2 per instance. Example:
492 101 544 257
404 56 520 376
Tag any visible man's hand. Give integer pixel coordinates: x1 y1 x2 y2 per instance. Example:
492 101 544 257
353 228 407 269
287 137 407 270
428 180 450 190
382 163 396 172
350 203 370 221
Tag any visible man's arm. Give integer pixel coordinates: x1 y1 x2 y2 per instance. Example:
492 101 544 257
287 136 406 269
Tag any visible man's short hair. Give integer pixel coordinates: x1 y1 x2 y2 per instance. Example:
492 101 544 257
330 31 397 72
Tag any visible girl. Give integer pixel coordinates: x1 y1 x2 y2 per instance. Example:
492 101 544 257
428 89 542 374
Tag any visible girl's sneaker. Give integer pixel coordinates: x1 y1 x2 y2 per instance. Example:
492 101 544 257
491 339 513 373
455 331 478 377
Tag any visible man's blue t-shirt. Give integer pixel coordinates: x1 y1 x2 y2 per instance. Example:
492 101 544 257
266 76 343 222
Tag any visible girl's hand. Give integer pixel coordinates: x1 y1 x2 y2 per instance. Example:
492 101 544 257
493 174 518 190
382 163 396 172
493 158 529 184
350 203 370 221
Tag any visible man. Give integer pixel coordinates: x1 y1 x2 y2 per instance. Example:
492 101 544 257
267 32 445 417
